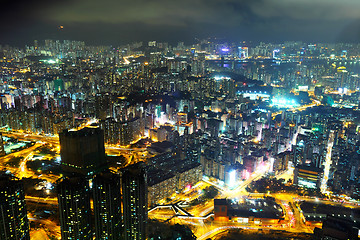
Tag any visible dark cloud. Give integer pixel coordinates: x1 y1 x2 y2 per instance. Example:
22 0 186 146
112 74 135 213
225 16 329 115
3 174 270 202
1 0 360 46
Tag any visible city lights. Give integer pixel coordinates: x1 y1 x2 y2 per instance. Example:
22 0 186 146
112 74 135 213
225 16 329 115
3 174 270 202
227 170 236 188
271 97 299 108
0 36 360 240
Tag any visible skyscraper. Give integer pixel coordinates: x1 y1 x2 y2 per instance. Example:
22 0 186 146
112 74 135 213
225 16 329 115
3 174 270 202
93 171 122 240
57 176 92 240
0 174 30 240
0 133 5 156
121 163 148 240
59 127 107 175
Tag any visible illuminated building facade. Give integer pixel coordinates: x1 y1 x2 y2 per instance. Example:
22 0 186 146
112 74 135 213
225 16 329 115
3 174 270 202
176 163 202 191
147 170 177 206
146 144 202 203
95 93 112 120
0 174 30 240
93 171 122 240
0 109 75 135
57 176 92 240
214 198 284 223
273 151 291 173
149 125 176 142
122 163 147 240
100 117 145 146
59 127 107 175
294 165 322 189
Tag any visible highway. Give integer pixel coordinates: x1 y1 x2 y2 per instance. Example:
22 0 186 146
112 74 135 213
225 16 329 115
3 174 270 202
26 196 58 205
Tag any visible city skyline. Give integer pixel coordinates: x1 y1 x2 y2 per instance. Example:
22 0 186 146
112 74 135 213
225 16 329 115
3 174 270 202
2 3 360 238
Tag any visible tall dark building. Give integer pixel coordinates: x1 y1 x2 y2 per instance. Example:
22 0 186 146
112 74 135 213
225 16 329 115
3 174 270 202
0 174 30 240
93 171 122 240
0 133 5 156
121 163 148 240
57 176 92 240
59 127 106 175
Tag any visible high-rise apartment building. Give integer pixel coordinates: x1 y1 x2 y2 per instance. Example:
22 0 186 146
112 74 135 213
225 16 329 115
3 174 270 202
121 163 148 240
57 176 92 240
59 127 106 175
93 171 122 239
0 133 5 156
0 174 30 240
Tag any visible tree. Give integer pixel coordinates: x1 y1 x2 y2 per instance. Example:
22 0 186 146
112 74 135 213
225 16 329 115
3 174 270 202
148 220 196 240
203 186 219 199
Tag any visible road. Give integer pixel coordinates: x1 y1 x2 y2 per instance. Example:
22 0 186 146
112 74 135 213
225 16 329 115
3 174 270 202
26 196 58 205
30 229 50 240
272 193 312 233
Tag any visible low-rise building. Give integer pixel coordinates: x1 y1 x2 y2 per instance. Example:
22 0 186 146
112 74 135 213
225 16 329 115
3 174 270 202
294 164 323 189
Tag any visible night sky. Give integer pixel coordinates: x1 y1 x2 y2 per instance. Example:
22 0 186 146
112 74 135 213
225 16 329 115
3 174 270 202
1 0 360 46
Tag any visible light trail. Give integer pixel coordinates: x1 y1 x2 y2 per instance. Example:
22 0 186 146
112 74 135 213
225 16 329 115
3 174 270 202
321 130 335 193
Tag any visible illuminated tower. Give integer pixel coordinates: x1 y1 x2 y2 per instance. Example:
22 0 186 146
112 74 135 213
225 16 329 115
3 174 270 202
57 176 92 240
0 174 30 240
59 127 106 176
93 171 122 240
121 163 147 240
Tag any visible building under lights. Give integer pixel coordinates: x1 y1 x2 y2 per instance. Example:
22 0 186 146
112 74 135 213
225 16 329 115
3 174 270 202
0 133 5 156
99 117 145 146
214 198 284 224
93 171 122 240
57 176 92 240
0 174 30 240
294 165 323 189
176 163 202 191
121 163 148 240
147 169 177 206
59 127 107 175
